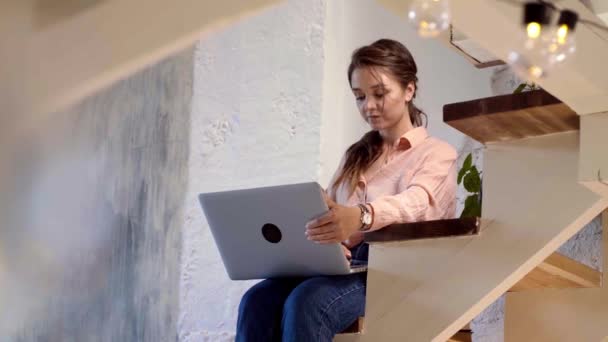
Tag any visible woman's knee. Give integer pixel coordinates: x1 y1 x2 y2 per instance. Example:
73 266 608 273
239 278 300 317
238 285 259 315
239 280 275 315
281 276 366 336
282 278 328 323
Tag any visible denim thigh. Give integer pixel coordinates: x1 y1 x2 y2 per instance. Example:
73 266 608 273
281 272 367 342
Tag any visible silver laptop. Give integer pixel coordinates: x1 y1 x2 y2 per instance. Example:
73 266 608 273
198 182 367 280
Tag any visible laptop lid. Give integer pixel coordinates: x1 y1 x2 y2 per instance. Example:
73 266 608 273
198 182 353 280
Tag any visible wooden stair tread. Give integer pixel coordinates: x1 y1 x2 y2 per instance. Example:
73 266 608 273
363 217 480 243
510 251 602 292
363 218 599 290
443 89 579 144
447 330 472 342
338 317 472 341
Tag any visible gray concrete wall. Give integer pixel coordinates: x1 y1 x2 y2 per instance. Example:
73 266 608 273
0 48 194 341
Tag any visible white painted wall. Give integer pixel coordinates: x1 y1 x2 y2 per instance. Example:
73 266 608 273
179 1 326 340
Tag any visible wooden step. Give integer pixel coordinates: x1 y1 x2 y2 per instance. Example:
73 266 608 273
363 217 481 243
510 251 601 292
443 89 579 144
363 218 600 291
447 330 472 342
338 317 472 341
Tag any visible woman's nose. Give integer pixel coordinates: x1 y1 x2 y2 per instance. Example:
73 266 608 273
363 97 377 112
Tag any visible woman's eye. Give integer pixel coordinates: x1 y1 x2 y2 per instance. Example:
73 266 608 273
356 96 365 101
374 93 385 98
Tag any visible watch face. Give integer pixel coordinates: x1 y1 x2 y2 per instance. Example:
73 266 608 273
363 212 372 225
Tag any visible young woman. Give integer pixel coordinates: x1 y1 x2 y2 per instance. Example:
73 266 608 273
236 38 457 342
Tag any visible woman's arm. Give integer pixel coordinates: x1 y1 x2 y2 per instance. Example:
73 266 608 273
307 144 457 243
366 145 457 231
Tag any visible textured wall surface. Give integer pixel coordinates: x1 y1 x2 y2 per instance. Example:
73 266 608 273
179 1 326 340
0 49 194 341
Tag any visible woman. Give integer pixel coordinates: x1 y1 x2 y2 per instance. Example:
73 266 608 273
236 38 457 342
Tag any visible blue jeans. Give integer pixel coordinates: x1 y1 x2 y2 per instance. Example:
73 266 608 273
236 243 369 342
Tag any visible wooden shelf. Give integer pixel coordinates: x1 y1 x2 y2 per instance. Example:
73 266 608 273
363 217 480 243
510 251 601 292
443 90 579 144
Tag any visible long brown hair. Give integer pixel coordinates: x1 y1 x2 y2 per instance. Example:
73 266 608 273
331 39 426 196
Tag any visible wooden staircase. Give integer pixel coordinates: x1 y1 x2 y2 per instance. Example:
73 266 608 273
335 87 608 341
336 211 603 341
332 1 608 338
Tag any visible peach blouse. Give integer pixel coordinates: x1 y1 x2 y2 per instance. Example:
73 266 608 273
329 127 458 232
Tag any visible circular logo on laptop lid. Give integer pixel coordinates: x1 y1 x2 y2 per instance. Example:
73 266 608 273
261 223 282 243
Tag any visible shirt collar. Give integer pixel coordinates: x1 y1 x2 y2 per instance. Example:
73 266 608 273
393 126 428 150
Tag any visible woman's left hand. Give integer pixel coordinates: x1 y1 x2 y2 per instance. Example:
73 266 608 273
305 195 361 244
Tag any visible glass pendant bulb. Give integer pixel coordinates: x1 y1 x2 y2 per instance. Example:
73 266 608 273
541 10 578 66
505 2 555 83
521 2 552 51
507 51 550 82
408 0 450 38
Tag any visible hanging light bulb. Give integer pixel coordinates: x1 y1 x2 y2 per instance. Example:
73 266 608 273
540 10 579 65
508 51 549 82
522 2 552 51
506 2 553 82
408 0 450 38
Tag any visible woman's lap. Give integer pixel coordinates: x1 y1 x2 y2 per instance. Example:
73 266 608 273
237 272 367 342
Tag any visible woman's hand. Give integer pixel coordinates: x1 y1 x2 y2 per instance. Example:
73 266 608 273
341 244 352 260
305 194 361 244
343 232 364 249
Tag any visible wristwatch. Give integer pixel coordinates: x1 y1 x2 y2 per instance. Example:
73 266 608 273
357 204 373 232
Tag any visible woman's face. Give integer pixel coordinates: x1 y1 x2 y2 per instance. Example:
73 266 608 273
350 67 414 132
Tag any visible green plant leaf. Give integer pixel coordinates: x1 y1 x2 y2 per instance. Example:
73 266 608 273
513 83 527 94
463 165 481 193
460 194 481 218
463 153 472 170
457 168 468 185
458 153 472 185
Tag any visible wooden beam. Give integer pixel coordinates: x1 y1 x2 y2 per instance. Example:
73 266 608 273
443 89 579 144
510 252 601 292
0 0 282 145
579 112 608 198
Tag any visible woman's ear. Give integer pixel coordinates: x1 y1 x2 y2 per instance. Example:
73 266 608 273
405 81 416 102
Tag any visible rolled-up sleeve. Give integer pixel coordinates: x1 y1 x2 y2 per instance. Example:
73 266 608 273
368 145 457 230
